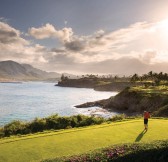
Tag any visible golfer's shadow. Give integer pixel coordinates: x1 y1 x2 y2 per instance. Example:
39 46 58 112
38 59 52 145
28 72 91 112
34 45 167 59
135 129 147 142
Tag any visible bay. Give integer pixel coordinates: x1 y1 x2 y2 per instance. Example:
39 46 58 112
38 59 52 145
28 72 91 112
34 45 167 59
0 82 118 126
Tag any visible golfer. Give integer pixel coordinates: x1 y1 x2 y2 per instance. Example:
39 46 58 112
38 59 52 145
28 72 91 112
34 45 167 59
144 111 150 130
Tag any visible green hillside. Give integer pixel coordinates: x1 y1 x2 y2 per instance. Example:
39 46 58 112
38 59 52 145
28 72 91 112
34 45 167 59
0 119 168 162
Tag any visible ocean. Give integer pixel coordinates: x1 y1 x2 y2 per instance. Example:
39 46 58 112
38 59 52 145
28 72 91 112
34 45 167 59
0 82 118 126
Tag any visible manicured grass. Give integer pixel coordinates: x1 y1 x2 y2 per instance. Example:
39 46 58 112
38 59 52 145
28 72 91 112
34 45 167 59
0 119 168 162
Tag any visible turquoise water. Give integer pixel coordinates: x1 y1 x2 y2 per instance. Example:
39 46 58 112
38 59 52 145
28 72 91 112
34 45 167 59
0 82 118 126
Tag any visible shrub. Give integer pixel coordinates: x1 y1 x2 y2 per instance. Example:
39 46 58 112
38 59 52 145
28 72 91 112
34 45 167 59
108 114 126 122
29 118 46 133
0 128 5 138
3 120 26 136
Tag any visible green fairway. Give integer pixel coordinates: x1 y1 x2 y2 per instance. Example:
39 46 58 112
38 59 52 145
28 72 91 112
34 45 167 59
0 119 168 162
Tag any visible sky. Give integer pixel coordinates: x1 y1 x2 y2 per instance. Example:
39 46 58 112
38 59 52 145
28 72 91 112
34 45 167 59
1 0 168 75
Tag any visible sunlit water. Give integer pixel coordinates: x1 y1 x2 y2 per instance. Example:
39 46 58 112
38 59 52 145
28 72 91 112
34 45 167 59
0 82 118 126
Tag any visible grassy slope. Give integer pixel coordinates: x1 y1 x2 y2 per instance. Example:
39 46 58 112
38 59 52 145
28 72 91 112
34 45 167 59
0 119 168 162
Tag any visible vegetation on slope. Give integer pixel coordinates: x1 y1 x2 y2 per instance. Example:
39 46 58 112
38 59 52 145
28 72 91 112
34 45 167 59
153 105 168 117
76 85 168 117
105 86 168 113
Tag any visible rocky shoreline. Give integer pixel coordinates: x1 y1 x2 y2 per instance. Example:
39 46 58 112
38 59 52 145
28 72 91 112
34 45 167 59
75 87 168 116
57 77 168 117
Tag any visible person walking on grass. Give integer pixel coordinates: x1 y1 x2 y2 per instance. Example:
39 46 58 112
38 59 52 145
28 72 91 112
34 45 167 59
144 111 150 130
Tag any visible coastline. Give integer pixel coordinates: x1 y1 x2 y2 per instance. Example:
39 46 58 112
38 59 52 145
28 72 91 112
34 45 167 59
0 81 22 83
75 86 168 117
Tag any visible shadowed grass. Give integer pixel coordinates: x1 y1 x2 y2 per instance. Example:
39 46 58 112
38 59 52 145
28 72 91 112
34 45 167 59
135 129 147 142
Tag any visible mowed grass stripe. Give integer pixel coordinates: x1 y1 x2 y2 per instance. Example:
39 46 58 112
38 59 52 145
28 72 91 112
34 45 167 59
0 119 168 162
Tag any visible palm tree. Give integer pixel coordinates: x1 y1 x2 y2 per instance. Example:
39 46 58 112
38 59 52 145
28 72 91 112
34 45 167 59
130 73 139 83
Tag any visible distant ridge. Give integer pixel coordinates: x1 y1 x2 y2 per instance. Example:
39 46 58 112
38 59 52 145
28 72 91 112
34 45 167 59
0 60 61 81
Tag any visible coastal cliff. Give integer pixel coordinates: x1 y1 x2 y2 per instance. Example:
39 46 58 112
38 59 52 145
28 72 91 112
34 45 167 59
57 78 97 88
76 87 168 116
56 77 140 92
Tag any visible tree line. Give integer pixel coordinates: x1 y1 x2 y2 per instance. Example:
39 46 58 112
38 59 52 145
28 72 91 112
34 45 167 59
60 71 168 85
131 71 168 85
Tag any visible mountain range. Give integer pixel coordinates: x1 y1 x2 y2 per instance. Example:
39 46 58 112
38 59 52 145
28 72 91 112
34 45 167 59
0 60 62 81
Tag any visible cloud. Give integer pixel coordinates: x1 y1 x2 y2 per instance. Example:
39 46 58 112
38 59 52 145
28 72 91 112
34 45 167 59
51 48 66 53
29 23 56 39
46 53 76 64
29 23 73 42
28 22 151 56
92 57 168 75
37 20 168 74
139 50 157 63
44 56 168 75
0 17 9 23
1 19 168 75
0 21 48 65
92 57 148 74
64 20 68 26
58 22 150 54
65 39 85 51
0 22 28 45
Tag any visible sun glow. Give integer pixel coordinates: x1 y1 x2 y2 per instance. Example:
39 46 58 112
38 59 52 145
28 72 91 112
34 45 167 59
159 19 168 34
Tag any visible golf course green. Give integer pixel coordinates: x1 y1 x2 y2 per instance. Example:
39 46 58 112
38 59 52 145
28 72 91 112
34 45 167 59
0 119 168 162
